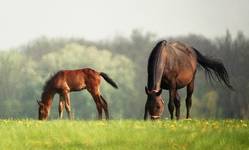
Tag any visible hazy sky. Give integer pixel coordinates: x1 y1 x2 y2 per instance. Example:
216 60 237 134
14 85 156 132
0 0 248 49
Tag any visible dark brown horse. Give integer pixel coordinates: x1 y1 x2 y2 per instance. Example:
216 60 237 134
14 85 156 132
144 40 233 120
37 68 118 120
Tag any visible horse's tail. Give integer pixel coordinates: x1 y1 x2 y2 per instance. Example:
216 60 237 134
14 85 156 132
100 72 118 89
193 48 233 90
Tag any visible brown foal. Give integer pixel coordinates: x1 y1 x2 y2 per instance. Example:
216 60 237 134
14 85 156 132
37 68 118 120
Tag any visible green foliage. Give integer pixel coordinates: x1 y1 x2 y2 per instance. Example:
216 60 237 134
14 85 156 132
0 43 136 119
192 90 219 118
0 51 40 118
215 31 249 118
0 29 249 119
0 119 248 150
39 43 137 119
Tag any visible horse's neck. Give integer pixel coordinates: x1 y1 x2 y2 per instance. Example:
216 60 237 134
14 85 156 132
41 90 55 106
147 46 166 90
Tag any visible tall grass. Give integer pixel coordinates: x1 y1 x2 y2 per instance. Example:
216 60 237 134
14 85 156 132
0 119 248 150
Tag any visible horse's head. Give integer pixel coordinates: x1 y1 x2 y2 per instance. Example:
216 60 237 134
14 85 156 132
37 100 49 120
145 87 164 120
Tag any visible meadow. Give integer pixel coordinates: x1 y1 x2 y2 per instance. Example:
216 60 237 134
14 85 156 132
0 119 248 150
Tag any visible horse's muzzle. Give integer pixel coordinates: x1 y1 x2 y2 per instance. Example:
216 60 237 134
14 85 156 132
151 115 160 120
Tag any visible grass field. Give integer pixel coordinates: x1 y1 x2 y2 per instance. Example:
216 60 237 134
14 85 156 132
0 119 248 150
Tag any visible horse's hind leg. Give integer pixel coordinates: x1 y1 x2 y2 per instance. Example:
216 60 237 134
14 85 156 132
58 95 65 119
186 80 194 119
174 91 181 120
100 95 109 119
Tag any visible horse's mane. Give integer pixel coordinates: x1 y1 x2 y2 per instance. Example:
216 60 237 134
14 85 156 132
148 40 167 69
147 40 167 89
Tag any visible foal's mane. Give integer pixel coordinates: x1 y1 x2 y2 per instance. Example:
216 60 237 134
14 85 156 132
42 72 57 92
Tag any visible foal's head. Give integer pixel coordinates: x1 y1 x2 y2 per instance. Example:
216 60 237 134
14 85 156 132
145 87 164 120
37 100 49 120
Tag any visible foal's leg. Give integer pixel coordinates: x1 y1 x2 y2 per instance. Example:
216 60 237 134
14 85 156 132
90 92 103 120
64 91 72 119
168 80 177 120
58 95 65 119
186 80 194 119
100 95 109 119
174 91 181 120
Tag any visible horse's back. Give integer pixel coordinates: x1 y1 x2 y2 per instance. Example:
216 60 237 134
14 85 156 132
167 41 195 58
165 41 197 68
162 41 198 88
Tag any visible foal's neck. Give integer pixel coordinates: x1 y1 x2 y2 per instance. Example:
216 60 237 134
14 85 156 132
41 90 55 106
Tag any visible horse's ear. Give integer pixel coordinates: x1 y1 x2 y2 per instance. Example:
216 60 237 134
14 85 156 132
156 89 162 96
145 86 149 95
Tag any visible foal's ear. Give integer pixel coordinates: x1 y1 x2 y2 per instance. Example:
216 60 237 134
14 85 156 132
37 100 44 106
156 89 162 96
145 86 149 95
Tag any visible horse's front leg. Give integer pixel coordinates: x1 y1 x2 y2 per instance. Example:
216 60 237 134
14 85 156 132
174 91 181 120
144 101 149 120
168 81 176 120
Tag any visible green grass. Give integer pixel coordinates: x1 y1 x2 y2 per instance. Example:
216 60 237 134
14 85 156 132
0 119 248 150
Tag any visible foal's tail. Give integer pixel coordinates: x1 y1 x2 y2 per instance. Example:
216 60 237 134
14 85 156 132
100 72 118 89
193 48 233 90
